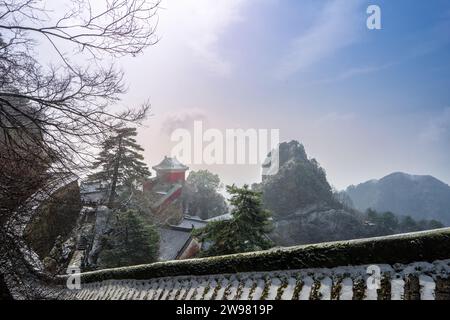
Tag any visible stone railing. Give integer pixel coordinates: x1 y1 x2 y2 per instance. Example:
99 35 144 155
57 228 450 300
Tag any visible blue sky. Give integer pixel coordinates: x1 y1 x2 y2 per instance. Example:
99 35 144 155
115 0 450 190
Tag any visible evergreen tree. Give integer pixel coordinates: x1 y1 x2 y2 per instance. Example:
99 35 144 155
365 208 444 235
425 219 444 230
88 127 150 207
399 215 419 232
97 210 159 268
194 184 273 257
182 170 228 219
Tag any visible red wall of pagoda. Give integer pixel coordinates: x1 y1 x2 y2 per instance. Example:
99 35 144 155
156 186 183 213
160 171 185 183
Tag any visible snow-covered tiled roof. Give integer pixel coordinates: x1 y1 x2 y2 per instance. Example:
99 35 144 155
174 216 208 230
152 156 188 171
206 213 232 222
157 216 208 261
158 226 192 261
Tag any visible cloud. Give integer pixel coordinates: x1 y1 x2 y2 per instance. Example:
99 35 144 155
160 109 207 136
165 0 250 76
315 62 395 84
275 0 362 79
419 107 450 143
314 112 356 127
334 63 393 80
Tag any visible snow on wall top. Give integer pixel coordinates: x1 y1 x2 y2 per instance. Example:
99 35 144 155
59 259 450 300
62 227 450 285
17 228 450 300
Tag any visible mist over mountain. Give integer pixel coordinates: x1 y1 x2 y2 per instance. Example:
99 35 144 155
345 172 450 225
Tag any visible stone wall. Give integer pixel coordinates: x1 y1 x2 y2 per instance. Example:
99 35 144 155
59 259 450 300
51 228 450 300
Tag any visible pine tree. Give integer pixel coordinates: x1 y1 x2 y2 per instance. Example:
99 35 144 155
88 127 150 207
97 209 159 268
194 184 273 257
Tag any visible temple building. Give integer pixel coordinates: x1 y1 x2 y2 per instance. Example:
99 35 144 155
152 156 189 183
141 157 208 260
142 157 188 221
75 156 208 264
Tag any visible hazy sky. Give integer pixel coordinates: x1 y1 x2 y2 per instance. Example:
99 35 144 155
103 0 449 190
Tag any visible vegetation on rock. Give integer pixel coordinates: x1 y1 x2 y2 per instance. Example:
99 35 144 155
23 181 81 265
364 208 444 236
259 141 337 218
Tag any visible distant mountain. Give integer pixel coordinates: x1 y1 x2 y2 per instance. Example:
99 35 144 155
256 143 448 246
345 172 450 225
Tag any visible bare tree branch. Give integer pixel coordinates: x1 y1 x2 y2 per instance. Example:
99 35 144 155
0 0 160 298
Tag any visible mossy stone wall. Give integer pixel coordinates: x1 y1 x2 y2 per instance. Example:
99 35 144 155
60 228 450 284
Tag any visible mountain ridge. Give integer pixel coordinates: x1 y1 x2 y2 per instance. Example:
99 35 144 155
345 172 450 225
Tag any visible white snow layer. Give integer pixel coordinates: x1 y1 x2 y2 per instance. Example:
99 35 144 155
54 259 450 300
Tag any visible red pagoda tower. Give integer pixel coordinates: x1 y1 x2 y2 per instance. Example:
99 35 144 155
152 156 189 183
